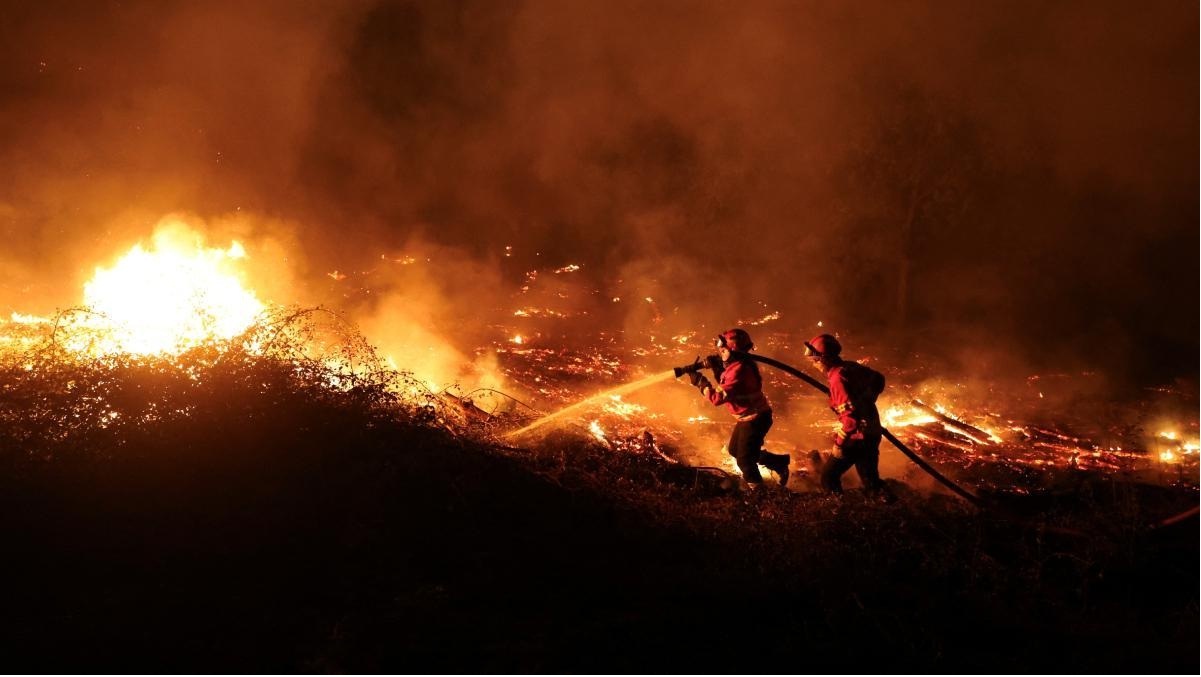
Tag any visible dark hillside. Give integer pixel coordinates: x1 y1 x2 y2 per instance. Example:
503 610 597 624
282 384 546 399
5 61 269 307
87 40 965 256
0 350 1196 673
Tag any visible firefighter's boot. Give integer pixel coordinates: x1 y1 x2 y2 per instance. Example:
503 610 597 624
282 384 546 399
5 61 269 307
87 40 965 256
760 451 790 489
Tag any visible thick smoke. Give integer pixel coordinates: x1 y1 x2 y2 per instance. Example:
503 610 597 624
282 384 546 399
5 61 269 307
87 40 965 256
1 0 1195 391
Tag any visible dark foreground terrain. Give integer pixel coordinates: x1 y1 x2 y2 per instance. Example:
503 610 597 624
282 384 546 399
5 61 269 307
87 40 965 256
1 349 1197 673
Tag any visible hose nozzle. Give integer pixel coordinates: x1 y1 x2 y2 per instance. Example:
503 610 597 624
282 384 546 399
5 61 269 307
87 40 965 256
673 357 704 378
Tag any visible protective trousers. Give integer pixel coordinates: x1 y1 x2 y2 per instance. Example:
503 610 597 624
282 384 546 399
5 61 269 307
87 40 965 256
727 410 789 484
821 434 885 494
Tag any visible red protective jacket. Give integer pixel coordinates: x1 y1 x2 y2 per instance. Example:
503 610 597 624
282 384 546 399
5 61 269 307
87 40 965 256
826 360 885 446
704 354 771 420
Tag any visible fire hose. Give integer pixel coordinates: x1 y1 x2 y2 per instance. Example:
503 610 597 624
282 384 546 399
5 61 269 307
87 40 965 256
676 352 984 507
671 352 1201 531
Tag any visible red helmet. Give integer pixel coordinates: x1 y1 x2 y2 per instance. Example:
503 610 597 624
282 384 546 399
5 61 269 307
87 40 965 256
716 328 754 352
803 333 841 359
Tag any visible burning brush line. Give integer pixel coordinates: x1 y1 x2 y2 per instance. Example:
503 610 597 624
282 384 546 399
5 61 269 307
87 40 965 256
5 307 1198 497
1 219 1196 499
489 336 1198 496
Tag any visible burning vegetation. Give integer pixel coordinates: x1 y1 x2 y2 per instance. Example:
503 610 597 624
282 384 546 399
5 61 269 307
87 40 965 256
2 217 1197 494
2 271 1197 672
0 218 1196 673
1 1 1197 669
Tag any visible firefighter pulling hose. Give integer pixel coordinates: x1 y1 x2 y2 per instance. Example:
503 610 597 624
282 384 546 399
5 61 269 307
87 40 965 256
801 334 896 502
675 330 984 506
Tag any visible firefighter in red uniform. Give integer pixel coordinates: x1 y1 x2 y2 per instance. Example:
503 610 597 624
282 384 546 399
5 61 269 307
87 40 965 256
804 333 894 501
683 328 791 489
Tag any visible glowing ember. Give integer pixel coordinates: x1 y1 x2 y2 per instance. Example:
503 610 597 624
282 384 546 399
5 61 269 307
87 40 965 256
720 446 740 475
882 404 937 428
76 223 265 355
740 310 781 326
589 420 608 444
602 394 645 418
513 307 572 318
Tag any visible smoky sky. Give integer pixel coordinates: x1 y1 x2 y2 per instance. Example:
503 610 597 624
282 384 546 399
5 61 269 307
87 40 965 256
0 0 1196 385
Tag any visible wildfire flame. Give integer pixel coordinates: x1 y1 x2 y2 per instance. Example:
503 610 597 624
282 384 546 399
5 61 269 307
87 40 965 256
1 216 1196 493
1156 430 1199 464
75 222 266 355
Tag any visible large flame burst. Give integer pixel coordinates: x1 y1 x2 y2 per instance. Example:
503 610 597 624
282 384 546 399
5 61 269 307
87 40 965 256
73 222 265 356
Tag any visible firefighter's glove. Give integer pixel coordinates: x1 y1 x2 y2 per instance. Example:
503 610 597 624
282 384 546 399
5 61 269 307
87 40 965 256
831 443 847 460
689 372 711 393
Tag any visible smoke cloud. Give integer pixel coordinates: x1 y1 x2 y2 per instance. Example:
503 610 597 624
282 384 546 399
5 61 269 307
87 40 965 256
1 0 1195 390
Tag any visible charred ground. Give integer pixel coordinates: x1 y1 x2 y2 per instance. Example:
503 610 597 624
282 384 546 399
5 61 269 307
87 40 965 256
0 334 1196 673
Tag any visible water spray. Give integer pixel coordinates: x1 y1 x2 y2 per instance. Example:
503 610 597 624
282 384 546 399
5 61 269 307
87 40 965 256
506 349 981 506
504 370 677 439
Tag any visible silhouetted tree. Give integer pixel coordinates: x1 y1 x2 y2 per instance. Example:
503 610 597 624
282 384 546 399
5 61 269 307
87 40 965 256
839 86 987 330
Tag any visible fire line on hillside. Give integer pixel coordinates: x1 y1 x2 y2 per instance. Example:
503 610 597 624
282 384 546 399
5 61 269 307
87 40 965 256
1 217 1197 497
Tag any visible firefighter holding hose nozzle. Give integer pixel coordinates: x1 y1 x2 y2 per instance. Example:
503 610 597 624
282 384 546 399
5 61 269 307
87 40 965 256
677 328 791 490
804 334 896 502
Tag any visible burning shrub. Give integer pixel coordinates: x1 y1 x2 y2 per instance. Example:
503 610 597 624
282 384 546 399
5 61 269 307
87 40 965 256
0 306 451 468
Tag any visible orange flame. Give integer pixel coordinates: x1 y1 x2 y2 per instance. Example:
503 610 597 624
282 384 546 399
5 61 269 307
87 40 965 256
76 221 265 355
